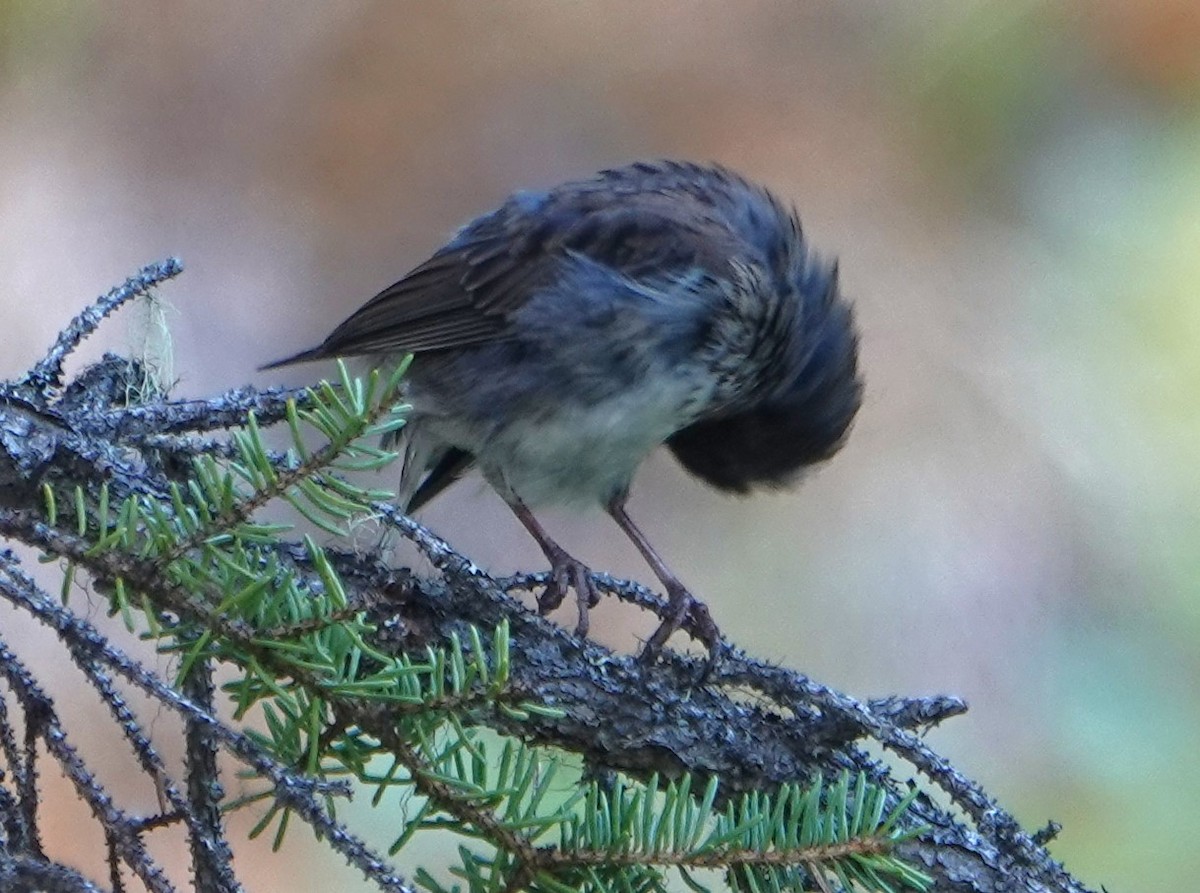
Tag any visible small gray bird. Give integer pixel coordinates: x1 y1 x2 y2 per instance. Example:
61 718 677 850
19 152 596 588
264 160 861 659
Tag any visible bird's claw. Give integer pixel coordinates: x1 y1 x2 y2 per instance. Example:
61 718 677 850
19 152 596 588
638 583 723 670
536 547 601 638
534 545 725 673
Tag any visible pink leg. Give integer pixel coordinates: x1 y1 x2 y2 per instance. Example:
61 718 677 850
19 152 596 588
508 498 600 638
606 499 721 661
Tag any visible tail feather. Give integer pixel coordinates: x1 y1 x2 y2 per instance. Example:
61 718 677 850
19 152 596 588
405 447 475 512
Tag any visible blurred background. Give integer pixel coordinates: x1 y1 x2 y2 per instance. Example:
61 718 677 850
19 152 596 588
1 2 1197 889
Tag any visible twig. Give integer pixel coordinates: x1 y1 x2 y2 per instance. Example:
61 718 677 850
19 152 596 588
0 636 175 893
23 258 183 396
0 552 414 893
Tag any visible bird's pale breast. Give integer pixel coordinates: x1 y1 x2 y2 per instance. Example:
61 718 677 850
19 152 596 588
408 354 716 508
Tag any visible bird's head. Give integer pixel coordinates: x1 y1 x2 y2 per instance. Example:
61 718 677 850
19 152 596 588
667 215 862 494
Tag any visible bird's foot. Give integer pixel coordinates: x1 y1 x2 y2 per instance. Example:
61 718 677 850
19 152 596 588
536 545 602 638
638 582 724 670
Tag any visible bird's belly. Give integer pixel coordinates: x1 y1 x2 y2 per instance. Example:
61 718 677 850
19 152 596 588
426 376 707 508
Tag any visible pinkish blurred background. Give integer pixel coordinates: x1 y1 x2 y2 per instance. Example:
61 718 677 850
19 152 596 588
3 3 1198 889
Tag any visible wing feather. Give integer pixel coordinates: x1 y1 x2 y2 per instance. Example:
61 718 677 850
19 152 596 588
264 161 756 366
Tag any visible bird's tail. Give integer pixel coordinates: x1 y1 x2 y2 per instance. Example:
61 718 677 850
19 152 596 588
405 447 474 512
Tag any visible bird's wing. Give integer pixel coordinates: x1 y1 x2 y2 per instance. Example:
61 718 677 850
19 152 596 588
260 245 512 367
264 163 746 366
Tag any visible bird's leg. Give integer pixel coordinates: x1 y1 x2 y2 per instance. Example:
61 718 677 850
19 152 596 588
507 497 600 637
605 498 722 662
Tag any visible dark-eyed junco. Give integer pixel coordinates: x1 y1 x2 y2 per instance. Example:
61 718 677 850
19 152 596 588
264 160 861 660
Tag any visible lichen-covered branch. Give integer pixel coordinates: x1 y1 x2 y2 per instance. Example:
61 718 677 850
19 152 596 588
0 264 1097 893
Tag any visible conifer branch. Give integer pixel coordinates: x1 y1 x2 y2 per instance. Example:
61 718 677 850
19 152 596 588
0 263 1100 893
